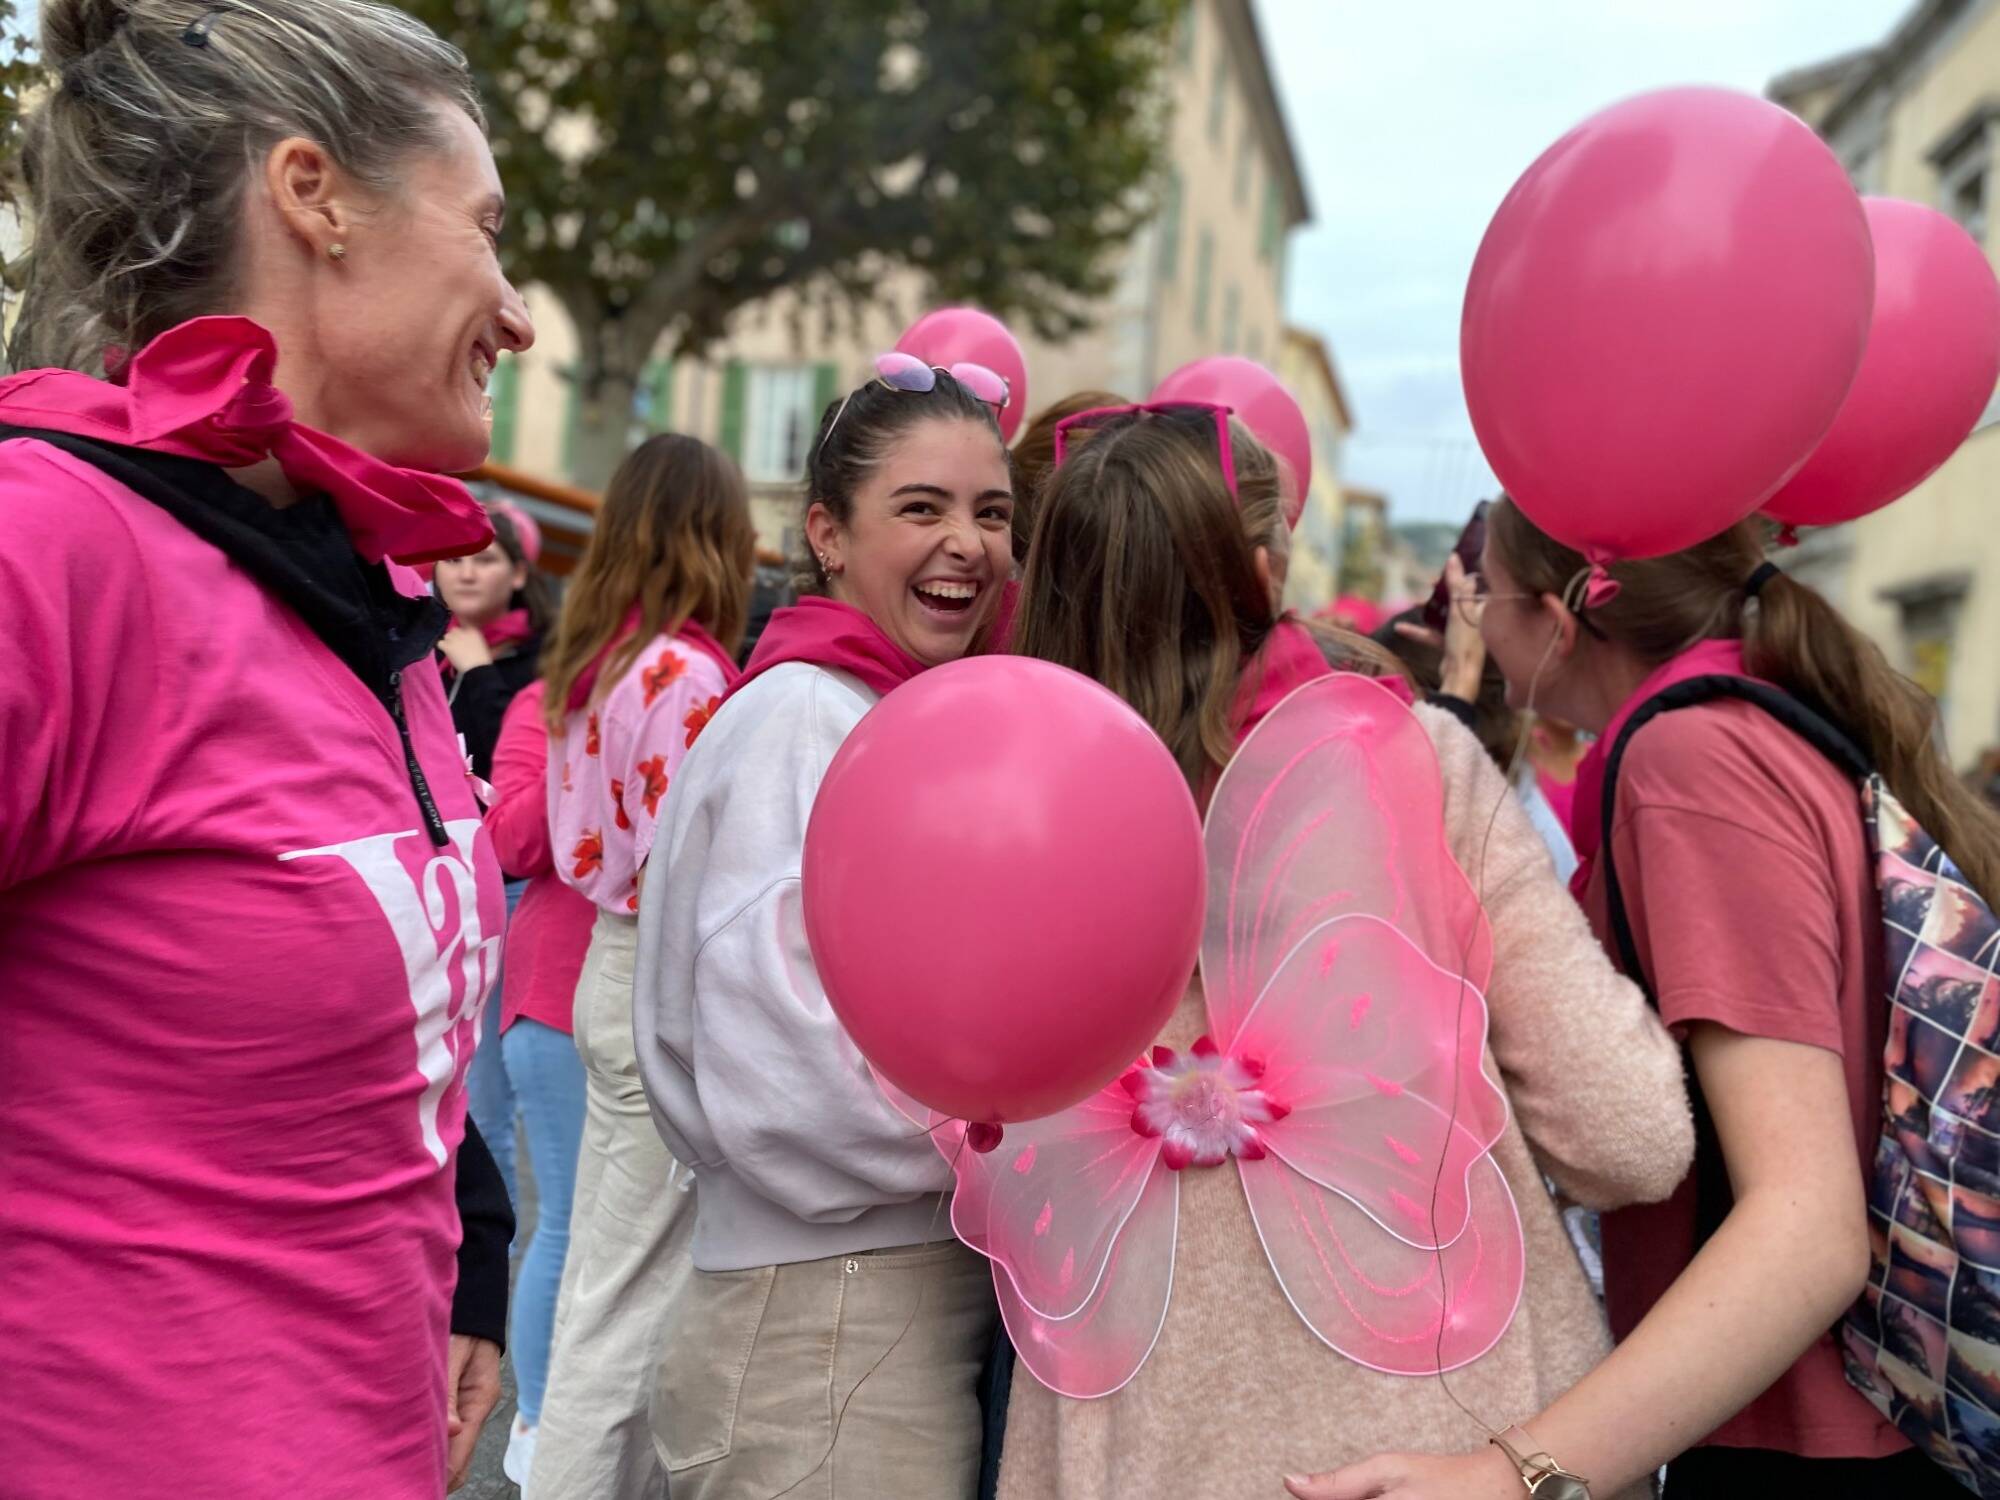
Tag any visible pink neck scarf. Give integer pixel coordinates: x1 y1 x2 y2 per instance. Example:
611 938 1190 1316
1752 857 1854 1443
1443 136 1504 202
727 596 928 704
0 316 493 565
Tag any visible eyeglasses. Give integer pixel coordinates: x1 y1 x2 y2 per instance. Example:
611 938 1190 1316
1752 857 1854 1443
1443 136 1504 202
1050 401 1240 497
817 351 1012 456
1455 571 1534 627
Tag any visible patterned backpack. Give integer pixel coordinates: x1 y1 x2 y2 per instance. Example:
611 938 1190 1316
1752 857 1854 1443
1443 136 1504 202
1600 675 2000 1496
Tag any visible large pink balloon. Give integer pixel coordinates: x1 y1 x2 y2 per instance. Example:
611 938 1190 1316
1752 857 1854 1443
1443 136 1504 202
1462 86 1874 560
802 657 1203 1124
897 307 1031 442
1765 198 2000 529
1152 356 1313 528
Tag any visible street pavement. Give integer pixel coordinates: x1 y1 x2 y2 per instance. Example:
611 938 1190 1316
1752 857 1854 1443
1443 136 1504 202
461 1131 534 1500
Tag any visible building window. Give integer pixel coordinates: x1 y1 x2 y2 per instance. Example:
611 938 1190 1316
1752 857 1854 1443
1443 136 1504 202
1208 53 1228 144
1221 285 1242 354
1259 176 1283 264
1158 168 1184 280
1884 575 1971 732
1930 107 1994 244
1193 229 1216 334
1235 133 1254 207
1178 6 1196 68
742 365 822 483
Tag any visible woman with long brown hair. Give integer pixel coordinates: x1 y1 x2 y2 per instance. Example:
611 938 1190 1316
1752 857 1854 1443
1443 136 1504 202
1304 501 2000 1499
529 432 756 1498
633 363 1014 1498
996 410 1690 1500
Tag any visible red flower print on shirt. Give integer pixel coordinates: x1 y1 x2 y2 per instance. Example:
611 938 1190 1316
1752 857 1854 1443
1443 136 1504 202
585 712 601 758
684 694 723 749
610 779 632 831
635 754 669 818
627 890 641 914
571 830 604 881
643 650 688 707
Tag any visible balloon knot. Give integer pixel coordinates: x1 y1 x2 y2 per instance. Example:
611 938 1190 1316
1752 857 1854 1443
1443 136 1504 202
1776 525 1802 550
1583 564 1621 610
967 1122 1004 1154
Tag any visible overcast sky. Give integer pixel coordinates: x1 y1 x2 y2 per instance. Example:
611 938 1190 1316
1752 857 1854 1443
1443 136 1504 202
1259 0 1910 525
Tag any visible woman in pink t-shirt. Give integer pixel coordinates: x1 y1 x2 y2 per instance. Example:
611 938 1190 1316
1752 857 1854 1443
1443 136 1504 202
527 433 756 1495
1306 502 2000 1500
0 3 534 1496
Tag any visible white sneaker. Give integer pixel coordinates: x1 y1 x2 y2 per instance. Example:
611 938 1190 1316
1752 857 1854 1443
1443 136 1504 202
502 1414 538 1489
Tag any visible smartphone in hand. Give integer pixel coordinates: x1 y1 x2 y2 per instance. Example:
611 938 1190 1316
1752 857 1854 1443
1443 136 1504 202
1420 499 1492 633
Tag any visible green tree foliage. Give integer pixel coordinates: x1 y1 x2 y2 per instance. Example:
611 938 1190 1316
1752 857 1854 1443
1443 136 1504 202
0 1 47 293
403 0 1183 486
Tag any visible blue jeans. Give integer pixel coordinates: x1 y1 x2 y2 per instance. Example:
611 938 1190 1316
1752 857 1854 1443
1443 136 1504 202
466 879 529 1206
500 1016 588 1426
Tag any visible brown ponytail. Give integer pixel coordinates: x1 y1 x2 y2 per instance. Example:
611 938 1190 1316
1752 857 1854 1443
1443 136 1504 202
1487 497 2000 902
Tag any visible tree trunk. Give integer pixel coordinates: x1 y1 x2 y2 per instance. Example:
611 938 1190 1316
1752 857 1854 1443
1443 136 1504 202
562 294 668 494
568 370 640 494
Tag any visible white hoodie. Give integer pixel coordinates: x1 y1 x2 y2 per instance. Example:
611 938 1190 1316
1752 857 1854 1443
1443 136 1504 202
633 661 950 1271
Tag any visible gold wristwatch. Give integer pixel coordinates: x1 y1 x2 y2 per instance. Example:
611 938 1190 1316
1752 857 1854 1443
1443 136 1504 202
1489 1426 1592 1498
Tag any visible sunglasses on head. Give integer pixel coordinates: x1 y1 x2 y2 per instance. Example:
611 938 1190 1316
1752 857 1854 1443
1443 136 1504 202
817 351 1012 456
1049 401 1240 498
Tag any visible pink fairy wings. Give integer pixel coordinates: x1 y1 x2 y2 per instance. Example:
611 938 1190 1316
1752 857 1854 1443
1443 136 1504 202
899 674 1526 1398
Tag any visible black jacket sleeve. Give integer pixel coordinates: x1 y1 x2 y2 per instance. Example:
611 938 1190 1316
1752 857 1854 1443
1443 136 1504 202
451 1116 515 1349
447 640 542 789
448 664 515 787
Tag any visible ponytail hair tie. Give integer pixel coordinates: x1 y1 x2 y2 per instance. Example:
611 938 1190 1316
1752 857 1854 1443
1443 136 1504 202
1744 561 1783 601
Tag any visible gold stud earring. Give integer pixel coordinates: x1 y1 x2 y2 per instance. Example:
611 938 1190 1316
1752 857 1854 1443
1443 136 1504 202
328 243 347 262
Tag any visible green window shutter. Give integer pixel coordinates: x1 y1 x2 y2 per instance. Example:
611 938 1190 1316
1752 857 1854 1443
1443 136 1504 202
1208 55 1228 143
559 370 581 480
718 360 748 461
1193 229 1215 334
813 360 839 425
488 355 520 464
1260 177 1282 264
1158 169 1183 280
646 359 675 434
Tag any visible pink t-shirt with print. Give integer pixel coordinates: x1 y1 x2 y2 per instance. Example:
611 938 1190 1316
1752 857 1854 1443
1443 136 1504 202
552 630 728 914
0 443 500 1498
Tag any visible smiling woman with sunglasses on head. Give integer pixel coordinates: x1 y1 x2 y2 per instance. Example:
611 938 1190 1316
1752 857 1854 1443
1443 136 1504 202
991 405 1691 1500
630 359 1011 1499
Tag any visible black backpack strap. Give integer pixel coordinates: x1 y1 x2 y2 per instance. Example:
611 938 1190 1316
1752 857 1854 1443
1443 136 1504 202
1597 674 1871 1243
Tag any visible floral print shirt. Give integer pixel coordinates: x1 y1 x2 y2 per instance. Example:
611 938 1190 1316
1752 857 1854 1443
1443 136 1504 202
551 630 728 915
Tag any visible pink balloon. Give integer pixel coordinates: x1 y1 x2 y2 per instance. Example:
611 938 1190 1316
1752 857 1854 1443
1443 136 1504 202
1765 198 2000 529
896 307 1031 443
1152 356 1313 528
802 656 1204 1124
1462 86 1874 560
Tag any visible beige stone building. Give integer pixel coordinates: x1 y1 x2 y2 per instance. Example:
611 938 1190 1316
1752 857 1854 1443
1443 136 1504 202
1277 325 1354 612
490 0 1320 557
1771 0 2000 770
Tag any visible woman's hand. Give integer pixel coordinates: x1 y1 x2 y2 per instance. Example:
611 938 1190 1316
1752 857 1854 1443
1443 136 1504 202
1396 553 1487 701
1286 1445 1524 1499
444 1333 502 1492
439 623 494 673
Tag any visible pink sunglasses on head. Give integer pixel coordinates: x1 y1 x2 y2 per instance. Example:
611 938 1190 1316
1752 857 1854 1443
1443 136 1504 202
1050 401 1240 497
818 350 1013 455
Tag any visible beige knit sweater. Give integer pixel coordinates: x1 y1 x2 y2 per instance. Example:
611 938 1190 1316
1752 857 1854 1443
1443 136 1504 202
996 706 1695 1500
